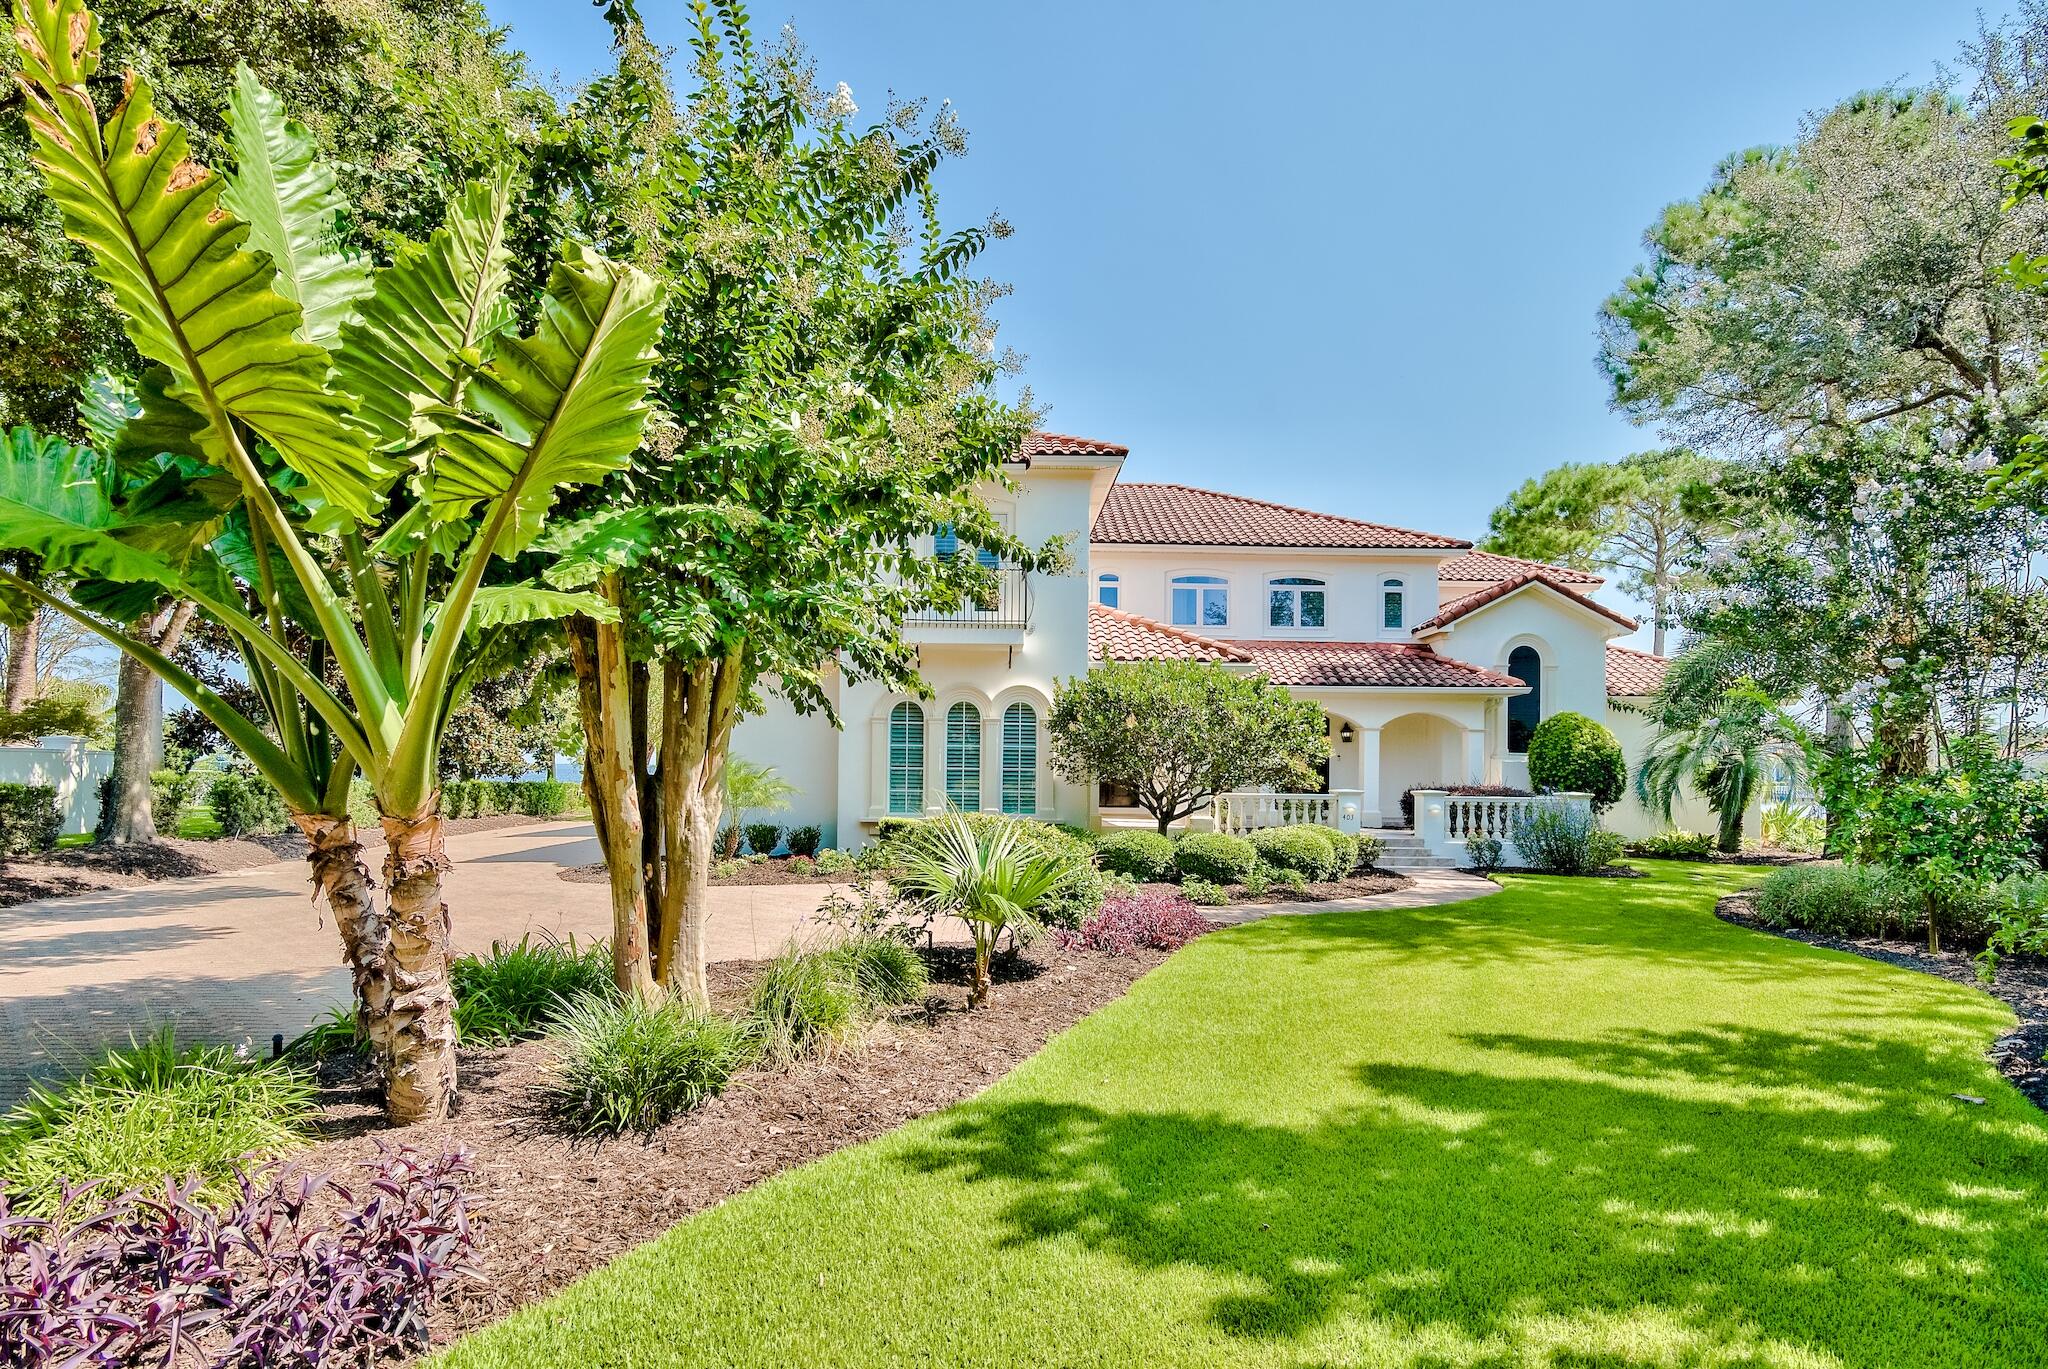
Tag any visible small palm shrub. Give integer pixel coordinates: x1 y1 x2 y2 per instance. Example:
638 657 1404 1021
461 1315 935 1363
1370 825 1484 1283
1527 712 1626 810
785 823 823 857
0 1029 316 1215
892 811 1071 1006
749 946 871 1063
1628 830 1717 859
1059 889 1214 954
542 994 755 1135
1466 835 1505 874
1508 806 1620 875
1094 829 1177 882
744 822 784 856
1249 826 1340 882
1180 877 1229 906
451 935 614 1044
881 812 1103 932
1173 831 1258 884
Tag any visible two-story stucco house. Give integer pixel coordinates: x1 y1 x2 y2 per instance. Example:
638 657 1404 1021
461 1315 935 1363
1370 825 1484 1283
732 432 1731 857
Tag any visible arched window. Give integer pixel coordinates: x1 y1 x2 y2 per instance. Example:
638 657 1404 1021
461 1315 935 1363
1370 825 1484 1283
944 703 981 811
1507 646 1542 754
1267 576 1326 628
1382 578 1406 630
887 702 926 813
1000 702 1038 815
1095 572 1120 608
1170 575 1228 628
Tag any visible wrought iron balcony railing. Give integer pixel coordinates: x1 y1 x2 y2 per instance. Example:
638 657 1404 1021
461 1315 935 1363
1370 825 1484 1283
906 566 1030 628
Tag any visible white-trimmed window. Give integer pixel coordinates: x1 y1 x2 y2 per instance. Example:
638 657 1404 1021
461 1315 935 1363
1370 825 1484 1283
887 702 925 814
1095 572 1120 608
1170 575 1228 628
934 524 998 568
944 702 981 811
1000 702 1038 815
1382 578 1405 630
1267 576 1326 629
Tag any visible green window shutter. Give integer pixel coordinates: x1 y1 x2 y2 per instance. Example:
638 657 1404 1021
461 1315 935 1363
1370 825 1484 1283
1000 702 1038 815
945 702 981 811
888 702 926 814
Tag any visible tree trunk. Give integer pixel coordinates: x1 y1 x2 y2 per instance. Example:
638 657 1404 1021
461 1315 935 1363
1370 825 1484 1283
653 654 742 1007
378 809 459 1124
103 602 195 844
4 610 37 712
969 928 993 1008
1925 889 1940 957
292 813 389 1078
1650 579 1667 658
1716 802 1742 854
567 609 658 1002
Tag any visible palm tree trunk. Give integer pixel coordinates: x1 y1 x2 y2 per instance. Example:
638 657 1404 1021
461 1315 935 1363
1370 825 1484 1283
378 808 459 1123
292 813 389 1076
969 926 994 1008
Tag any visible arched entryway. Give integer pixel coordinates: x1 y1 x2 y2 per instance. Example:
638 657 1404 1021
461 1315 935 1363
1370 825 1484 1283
1378 712 1466 823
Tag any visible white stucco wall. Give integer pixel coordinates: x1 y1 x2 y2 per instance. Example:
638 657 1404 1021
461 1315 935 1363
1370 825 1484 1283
0 735 113 836
729 671 842 850
1089 549 1446 642
1604 699 1762 843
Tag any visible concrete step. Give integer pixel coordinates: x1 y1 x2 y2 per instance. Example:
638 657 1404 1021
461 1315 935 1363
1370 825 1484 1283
1376 856 1461 871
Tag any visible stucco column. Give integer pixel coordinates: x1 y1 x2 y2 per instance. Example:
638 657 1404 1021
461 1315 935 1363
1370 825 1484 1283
1464 727 1487 785
866 709 890 818
1358 726 1382 830
979 709 1001 814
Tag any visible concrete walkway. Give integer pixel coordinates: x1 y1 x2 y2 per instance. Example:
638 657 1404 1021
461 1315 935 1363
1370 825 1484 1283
1202 866 1500 925
0 821 855 1104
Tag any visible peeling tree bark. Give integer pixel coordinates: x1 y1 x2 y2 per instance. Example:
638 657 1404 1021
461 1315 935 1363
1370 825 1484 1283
568 607 658 1004
652 651 744 1007
377 808 459 1124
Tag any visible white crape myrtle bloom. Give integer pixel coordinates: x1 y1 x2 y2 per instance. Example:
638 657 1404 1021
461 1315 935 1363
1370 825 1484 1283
1881 656 1907 670
827 81 858 117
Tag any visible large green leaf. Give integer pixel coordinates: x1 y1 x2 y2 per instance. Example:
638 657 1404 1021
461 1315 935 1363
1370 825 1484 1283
0 427 192 591
426 240 665 555
221 64 371 353
333 173 517 449
434 583 620 634
11 0 392 521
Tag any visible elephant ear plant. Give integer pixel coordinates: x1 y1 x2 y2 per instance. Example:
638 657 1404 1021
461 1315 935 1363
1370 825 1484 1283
2 0 664 1121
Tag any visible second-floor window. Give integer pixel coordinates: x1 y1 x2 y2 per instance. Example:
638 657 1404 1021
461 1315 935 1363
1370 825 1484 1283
1382 578 1405 630
933 524 997 568
1096 572 1120 608
1171 575 1229 628
1267 577 1326 628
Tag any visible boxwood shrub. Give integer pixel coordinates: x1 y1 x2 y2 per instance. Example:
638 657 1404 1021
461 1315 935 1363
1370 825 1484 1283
1249 825 1340 882
1173 831 1258 884
1094 829 1178 883
1311 825 1360 877
1526 712 1626 810
0 782 61 855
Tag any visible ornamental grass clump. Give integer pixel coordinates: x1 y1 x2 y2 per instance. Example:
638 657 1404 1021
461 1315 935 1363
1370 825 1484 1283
0 1028 316 1216
829 934 931 1011
749 946 872 1064
1060 889 1214 955
541 995 755 1136
451 934 614 1044
0 1146 475 1366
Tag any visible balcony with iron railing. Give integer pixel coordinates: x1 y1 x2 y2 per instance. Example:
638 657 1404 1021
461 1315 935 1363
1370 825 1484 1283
905 565 1030 638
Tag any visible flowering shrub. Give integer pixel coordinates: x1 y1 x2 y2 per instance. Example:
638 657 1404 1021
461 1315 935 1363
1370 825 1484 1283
0 1146 475 1366
1058 890 1213 955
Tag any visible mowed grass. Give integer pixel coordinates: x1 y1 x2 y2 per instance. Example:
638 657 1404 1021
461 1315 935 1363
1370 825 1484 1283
441 863 2047 1368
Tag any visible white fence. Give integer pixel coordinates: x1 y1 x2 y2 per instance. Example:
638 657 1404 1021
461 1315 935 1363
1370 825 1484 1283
0 734 113 836
1213 790 1365 836
1410 789 1593 865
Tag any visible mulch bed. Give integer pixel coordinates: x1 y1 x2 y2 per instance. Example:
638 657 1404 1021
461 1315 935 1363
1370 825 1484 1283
1138 870 1412 906
0 814 558 907
1633 848 1824 867
1717 892 2048 1112
559 856 856 888
298 938 1169 1346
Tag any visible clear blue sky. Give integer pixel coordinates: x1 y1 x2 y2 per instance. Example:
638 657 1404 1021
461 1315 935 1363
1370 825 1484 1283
485 0 1997 635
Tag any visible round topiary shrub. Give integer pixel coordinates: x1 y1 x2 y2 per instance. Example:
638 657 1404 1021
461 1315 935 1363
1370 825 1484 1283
1173 831 1258 884
1248 825 1339 882
1311 826 1361 877
1526 712 1626 810
1094 829 1179 883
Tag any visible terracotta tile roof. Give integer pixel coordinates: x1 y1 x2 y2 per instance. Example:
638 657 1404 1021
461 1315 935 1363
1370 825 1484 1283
1087 603 1251 664
1606 644 1671 697
1016 431 1129 461
1216 640 1525 689
1093 483 1470 550
1437 549 1604 586
1411 572 1638 634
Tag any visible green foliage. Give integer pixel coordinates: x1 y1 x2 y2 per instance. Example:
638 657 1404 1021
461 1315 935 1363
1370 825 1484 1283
1465 835 1505 874
786 824 823 858
748 947 871 1065
1313 826 1361 877
0 1027 315 1214
893 811 1073 1005
147 768 195 836
744 823 784 857
452 935 614 1045
1172 831 1258 885
441 778 574 819
1094 829 1178 883
1508 806 1620 875
1355 833 1385 870
1637 682 1810 852
541 994 754 1137
1761 803 1826 854
206 769 290 837
1247 826 1340 883
1627 830 1717 859
0 782 61 855
1179 877 1229 907
1048 662 1329 833
0 681 108 744
879 813 1103 928
1981 875 2048 978
283 1004 365 1062
1527 713 1626 810
829 935 931 1011
1270 866 1309 894
1755 864 1919 938
813 848 855 876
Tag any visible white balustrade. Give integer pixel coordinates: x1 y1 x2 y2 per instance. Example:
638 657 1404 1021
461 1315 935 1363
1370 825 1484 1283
1409 790 1593 864
1212 790 1364 836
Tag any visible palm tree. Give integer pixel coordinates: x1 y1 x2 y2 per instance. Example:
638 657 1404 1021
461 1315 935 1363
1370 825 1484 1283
1637 681 1813 853
722 757 797 857
892 813 1068 1008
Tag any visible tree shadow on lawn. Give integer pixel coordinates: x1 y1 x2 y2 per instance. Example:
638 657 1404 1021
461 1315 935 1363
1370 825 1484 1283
894 1022 2047 1367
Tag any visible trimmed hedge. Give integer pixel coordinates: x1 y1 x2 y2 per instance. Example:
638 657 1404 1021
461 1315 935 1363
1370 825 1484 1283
1173 831 1258 884
1526 712 1626 810
786 824 823 858
0 782 61 855
1249 825 1340 882
207 771 291 837
441 778 575 819
1095 830 1178 883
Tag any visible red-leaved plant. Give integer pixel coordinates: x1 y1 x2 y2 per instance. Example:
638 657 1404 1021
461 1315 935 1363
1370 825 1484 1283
0 1145 475 1366
1058 889 1214 956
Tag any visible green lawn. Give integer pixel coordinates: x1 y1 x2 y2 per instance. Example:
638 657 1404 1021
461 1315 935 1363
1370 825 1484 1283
441 863 2047 1368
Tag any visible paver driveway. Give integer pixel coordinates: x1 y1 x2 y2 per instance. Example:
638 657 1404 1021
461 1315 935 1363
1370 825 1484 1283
0 821 852 1102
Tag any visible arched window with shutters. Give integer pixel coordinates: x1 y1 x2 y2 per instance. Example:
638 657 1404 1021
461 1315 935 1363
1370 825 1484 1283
944 702 981 811
1507 645 1542 753
887 702 926 813
1000 702 1038 815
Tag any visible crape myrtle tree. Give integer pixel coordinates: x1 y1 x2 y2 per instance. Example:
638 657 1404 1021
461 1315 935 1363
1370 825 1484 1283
0 0 663 1121
1048 661 1330 835
534 3 1057 1006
